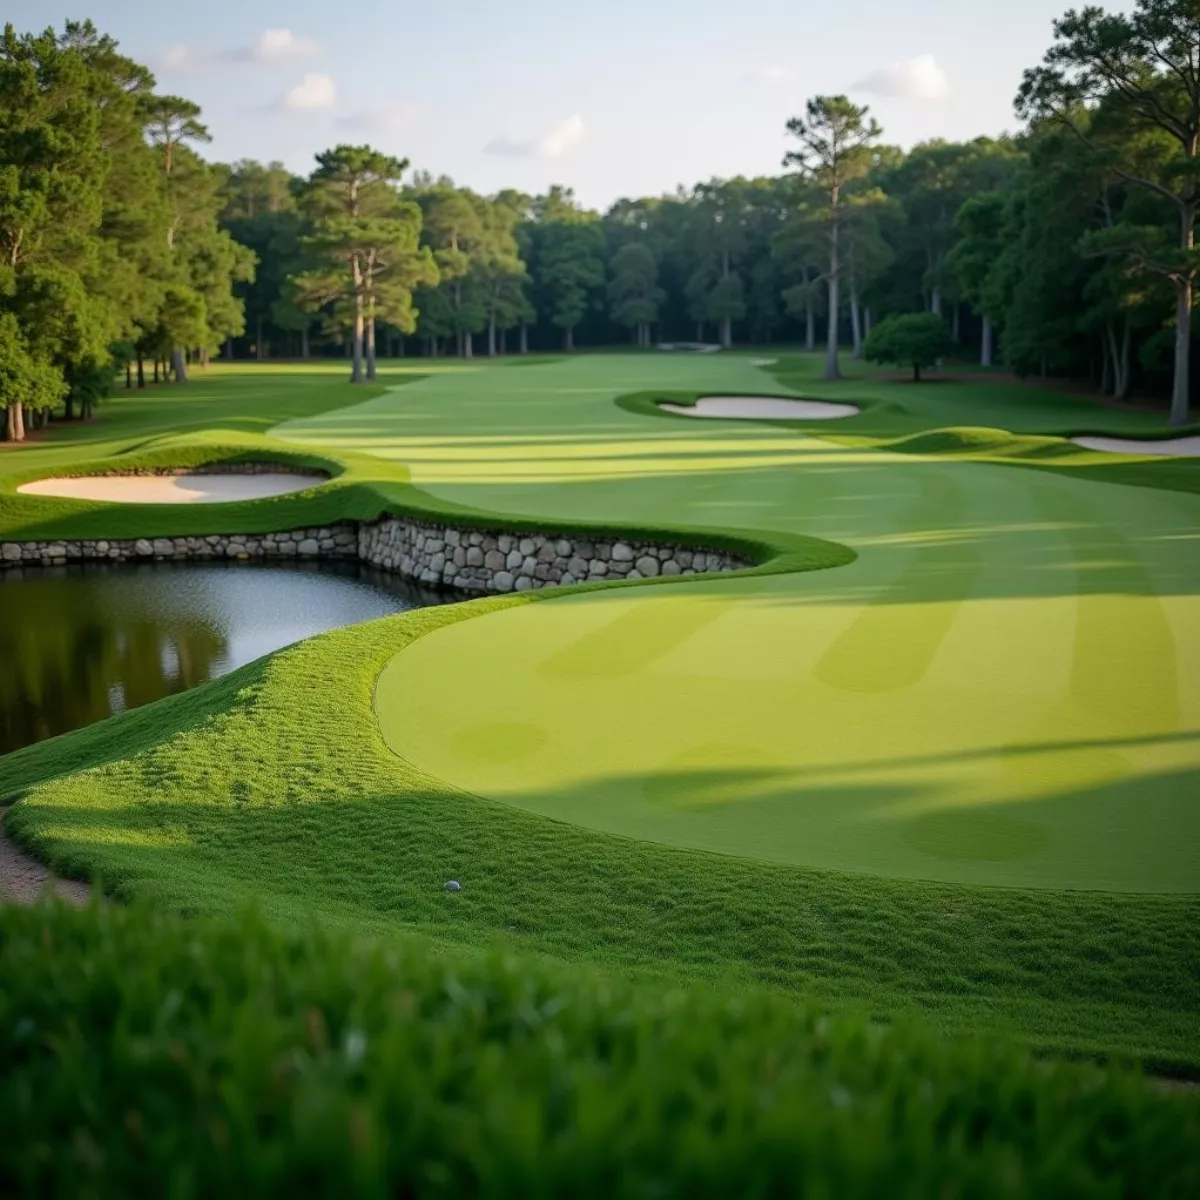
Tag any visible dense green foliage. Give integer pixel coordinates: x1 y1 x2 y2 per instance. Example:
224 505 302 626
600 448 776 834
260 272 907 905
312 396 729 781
0 20 250 440
1015 0 1199 424
5 901 1196 1199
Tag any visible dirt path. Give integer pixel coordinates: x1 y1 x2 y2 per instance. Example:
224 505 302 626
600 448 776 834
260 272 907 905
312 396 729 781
0 810 90 906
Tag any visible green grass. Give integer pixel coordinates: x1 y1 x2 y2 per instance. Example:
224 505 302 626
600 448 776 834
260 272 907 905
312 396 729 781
4 901 1198 1199
2 352 1198 1075
280 355 1199 893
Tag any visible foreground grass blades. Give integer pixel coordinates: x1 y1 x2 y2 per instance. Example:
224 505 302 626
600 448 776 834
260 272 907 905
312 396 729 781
3 901 1198 1199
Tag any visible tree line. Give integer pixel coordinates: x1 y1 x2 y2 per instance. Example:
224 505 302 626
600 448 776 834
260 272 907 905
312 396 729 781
2 0 1195 442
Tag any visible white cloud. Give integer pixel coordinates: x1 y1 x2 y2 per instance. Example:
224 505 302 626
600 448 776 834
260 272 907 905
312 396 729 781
853 54 950 101
233 29 320 64
539 114 586 158
334 104 422 133
282 73 337 110
156 29 320 74
747 65 794 87
157 44 197 72
484 114 586 160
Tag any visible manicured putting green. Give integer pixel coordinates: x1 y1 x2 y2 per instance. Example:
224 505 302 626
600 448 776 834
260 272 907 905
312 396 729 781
278 356 1200 893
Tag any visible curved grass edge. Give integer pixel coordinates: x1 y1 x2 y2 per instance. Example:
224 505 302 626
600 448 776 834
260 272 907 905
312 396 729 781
0 427 854 578
616 390 1200 496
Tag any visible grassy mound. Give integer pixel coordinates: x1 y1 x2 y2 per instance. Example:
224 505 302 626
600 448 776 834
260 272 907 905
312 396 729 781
2 901 1196 1199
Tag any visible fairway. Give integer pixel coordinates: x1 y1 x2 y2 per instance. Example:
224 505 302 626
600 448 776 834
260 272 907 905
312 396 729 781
276 355 1200 893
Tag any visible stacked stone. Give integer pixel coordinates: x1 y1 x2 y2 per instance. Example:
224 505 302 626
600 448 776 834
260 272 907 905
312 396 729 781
0 525 357 567
3 512 748 589
357 517 745 593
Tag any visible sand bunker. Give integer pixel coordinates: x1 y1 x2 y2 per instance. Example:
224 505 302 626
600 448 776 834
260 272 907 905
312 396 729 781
1071 435 1200 457
750 358 778 366
18 472 326 504
660 396 859 421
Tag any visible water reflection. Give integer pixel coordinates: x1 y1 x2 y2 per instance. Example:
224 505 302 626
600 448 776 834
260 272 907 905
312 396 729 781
0 560 445 754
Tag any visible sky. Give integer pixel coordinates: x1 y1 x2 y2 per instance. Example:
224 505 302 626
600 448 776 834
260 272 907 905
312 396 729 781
12 0 1103 208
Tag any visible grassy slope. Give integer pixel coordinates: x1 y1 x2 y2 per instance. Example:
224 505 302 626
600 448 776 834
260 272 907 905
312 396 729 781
4 901 1197 1199
2 355 1198 1071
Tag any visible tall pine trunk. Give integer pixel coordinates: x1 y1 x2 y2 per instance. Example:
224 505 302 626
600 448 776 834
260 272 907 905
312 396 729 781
520 323 528 354
172 348 188 384
1110 317 1132 401
488 313 497 356
981 316 994 367
366 312 377 380
224 338 233 361
564 326 574 352
720 251 733 349
850 288 862 360
825 212 841 381
351 300 365 383
350 254 365 382
1171 274 1192 427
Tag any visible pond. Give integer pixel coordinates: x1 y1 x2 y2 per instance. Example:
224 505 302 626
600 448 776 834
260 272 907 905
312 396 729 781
0 560 446 755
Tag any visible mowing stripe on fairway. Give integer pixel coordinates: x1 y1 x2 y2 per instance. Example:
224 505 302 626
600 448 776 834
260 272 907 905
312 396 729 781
276 355 1200 893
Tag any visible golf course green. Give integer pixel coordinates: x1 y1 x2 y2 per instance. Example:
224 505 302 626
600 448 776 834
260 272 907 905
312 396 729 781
3 353 1198 1070
277 354 1200 893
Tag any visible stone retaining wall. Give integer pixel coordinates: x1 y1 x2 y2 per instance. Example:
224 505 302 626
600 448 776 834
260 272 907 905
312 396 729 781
1 516 750 593
358 516 744 592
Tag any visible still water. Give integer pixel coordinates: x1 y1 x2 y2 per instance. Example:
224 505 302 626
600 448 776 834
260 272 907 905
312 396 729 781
0 560 443 755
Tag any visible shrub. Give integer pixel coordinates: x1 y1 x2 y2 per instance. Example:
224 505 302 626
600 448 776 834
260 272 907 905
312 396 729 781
863 313 955 381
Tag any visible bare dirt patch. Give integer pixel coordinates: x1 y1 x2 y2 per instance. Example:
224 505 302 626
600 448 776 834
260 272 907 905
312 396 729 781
0 811 90 907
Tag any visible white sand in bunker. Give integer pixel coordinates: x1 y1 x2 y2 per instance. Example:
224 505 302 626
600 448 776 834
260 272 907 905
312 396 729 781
18 473 327 504
659 396 860 420
1071 435 1200 457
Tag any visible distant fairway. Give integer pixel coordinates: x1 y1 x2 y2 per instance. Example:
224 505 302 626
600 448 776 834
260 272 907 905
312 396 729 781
277 355 1200 892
